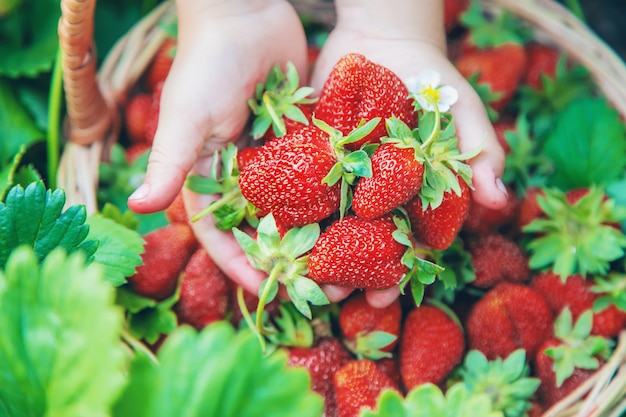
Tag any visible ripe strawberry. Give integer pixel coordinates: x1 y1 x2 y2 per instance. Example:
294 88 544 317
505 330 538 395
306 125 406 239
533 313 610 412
352 141 424 220
288 337 352 417
334 359 400 417
175 248 232 329
456 3 529 113
530 271 626 338
444 0 469 32
165 191 188 224
523 42 560 90
399 304 466 390
238 125 341 227
314 53 416 150
405 176 470 250
462 186 518 234
308 215 409 290
236 146 261 172
493 118 516 155
514 187 544 232
248 62 317 141
338 292 402 358
466 282 553 360
145 37 176 92
128 222 199 300
467 232 530 289
533 309 612 408
124 93 153 144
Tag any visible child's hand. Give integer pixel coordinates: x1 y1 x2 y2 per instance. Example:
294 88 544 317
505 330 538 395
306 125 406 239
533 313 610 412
128 0 309 295
128 0 308 213
308 0 509 307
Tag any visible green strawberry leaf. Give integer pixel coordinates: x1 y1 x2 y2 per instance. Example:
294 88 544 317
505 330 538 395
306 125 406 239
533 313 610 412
361 383 503 417
0 246 128 416
590 272 626 313
127 287 180 345
0 0 60 77
87 211 145 286
112 322 324 417
0 181 97 270
541 97 626 190
0 80 44 168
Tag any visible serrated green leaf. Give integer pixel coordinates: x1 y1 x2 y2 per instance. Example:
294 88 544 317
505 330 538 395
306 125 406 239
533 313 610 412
87 213 145 286
128 289 180 345
112 322 324 417
0 182 97 269
542 97 626 189
116 285 157 314
0 246 127 416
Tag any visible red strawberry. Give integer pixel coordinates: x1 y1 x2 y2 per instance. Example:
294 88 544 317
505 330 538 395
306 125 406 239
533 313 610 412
465 282 553 360
288 337 352 417
238 125 341 227
444 0 469 32
467 232 530 289
399 304 466 390
308 215 408 290
124 93 153 144
405 177 470 250
524 42 560 90
165 191 188 224
493 119 516 155
462 186 518 234
314 53 416 150
338 292 402 358
352 142 425 220
530 271 626 338
236 146 261 172
514 187 544 232
456 43 527 112
128 223 199 300
175 248 232 329
533 309 612 409
334 359 400 417
145 37 176 92
534 339 600 409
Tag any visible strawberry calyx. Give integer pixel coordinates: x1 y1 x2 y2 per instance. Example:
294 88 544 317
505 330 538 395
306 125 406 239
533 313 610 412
544 308 614 387
248 62 318 139
232 213 329 351
523 187 626 279
317 116 381 217
267 302 315 348
186 143 258 230
345 331 398 361
391 210 445 306
457 349 540 417
460 1 531 49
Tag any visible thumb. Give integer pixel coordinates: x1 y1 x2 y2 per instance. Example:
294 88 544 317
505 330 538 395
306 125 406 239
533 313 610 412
127 94 205 214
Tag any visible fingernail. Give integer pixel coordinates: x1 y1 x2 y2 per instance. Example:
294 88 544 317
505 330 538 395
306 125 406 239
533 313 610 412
495 178 508 196
129 184 150 201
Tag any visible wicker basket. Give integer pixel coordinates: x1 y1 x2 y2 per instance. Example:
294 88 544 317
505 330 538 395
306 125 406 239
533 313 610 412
56 0 626 415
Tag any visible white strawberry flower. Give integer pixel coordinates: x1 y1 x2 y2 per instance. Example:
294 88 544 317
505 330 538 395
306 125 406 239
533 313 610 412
405 69 458 112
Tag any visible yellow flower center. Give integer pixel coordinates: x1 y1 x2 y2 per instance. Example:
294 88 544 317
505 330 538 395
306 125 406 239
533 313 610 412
421 86 440 104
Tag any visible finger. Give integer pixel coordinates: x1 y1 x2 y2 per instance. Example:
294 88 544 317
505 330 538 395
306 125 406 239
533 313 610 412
127 79 207 214
321 284 354 303
452 83 508 209
365 286 401 308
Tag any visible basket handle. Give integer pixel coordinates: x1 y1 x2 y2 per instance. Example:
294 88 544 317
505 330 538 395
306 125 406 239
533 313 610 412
58 0 113 147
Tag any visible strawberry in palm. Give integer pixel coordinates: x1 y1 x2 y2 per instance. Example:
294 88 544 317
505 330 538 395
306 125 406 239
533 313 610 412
314 53 417 150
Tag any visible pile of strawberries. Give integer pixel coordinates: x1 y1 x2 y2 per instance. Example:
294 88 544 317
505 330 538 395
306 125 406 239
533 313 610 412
119 1 626 416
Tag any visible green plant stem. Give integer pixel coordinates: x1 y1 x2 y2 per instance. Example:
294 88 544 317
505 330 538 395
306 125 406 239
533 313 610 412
47 46 64 190
190 188 241 222
256 267 280 336
237 285 266 352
